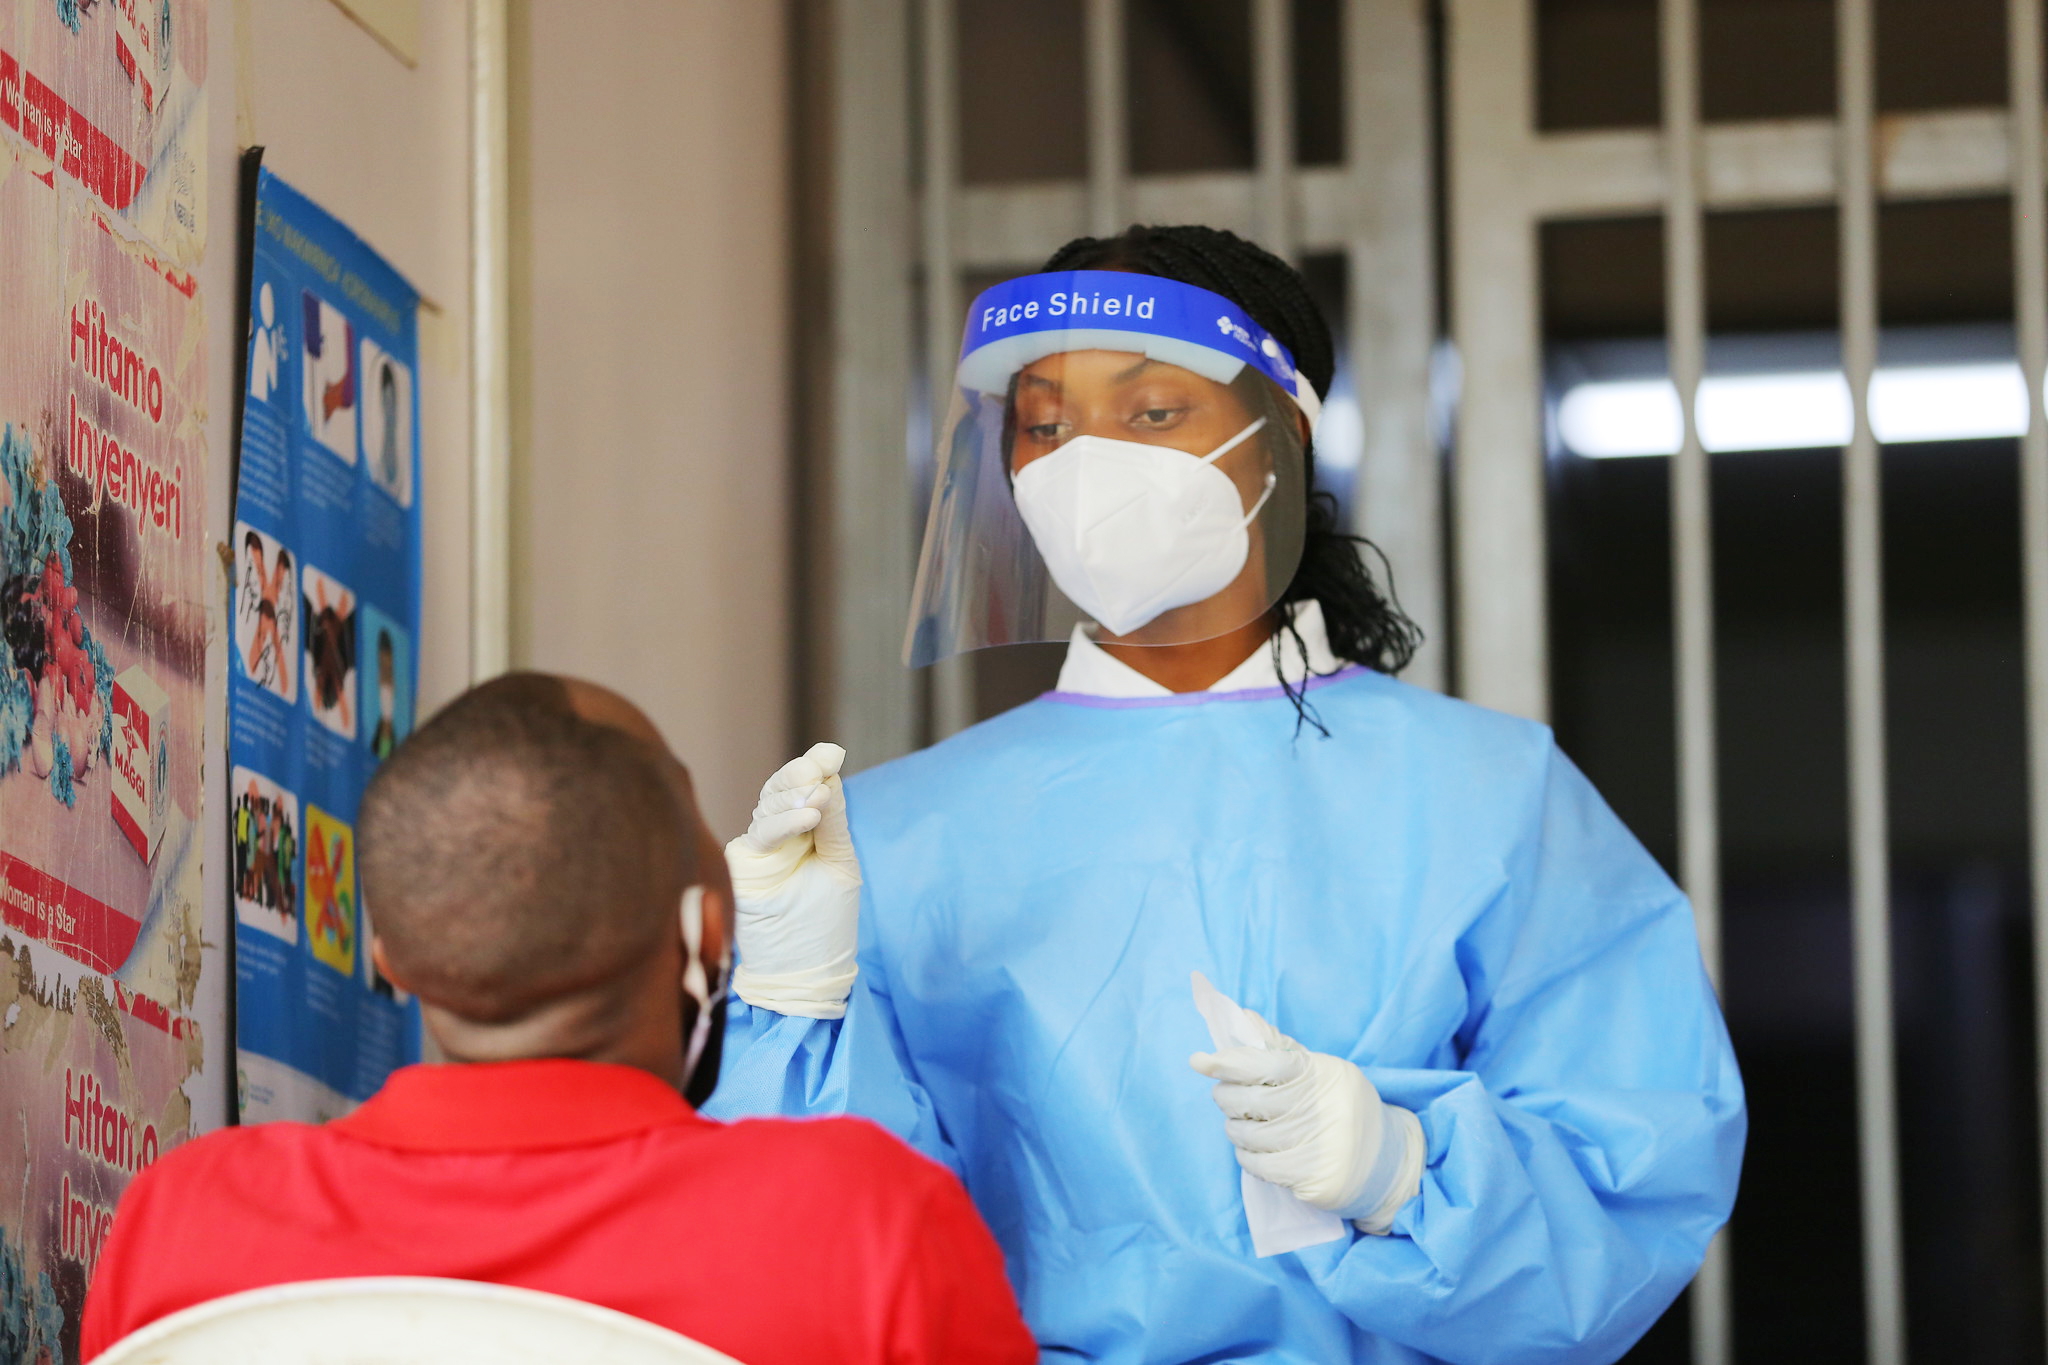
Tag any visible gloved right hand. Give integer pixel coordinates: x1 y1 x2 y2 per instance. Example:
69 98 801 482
1191 1007 1424 1236
726 743 862 1020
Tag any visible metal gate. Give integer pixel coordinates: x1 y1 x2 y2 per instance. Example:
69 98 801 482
797 3 2048 1361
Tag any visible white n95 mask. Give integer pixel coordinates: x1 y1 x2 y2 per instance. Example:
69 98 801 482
1012 417 1277 637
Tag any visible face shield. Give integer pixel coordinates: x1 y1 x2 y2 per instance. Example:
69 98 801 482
904 270 1318 668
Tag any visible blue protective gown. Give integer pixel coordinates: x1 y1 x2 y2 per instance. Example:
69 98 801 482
707 668 1745 1365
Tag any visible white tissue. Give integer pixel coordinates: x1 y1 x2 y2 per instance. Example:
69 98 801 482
1191 971 1348 1257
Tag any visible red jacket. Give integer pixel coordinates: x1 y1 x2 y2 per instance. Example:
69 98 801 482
82 1059 1034 1363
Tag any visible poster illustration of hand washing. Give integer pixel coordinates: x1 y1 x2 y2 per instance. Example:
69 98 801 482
0 2 212 1360
231 167 421 1125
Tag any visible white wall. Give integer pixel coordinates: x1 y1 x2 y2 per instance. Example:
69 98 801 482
511 0 793 836
197 0 474 1128
226 0 475 710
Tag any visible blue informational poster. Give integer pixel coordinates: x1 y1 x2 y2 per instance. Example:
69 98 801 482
231 167 422 1122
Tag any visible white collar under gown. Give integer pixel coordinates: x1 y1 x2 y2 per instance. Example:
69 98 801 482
706 605 1744 1365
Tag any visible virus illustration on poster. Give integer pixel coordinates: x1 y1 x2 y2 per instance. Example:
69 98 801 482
0 1222 67 1365
0 425 113 808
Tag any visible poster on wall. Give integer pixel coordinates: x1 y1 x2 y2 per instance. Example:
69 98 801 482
231 166 421 1124
0 1 211 1361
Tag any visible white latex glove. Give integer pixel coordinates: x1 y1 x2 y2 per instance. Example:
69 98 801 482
726 742 861 1019
1191 1009 1425 1236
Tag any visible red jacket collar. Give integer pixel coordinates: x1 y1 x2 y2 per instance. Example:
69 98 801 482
330 1060 704 1152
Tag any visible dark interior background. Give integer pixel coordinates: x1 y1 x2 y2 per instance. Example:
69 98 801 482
1537 3 2035 1360
948 2 2041 1358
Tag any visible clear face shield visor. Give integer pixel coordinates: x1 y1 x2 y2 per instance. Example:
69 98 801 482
904 271 1318 669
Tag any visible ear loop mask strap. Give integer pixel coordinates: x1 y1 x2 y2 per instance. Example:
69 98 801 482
679 884 730 1087
1199 415 1268 466
1199 416 1279 526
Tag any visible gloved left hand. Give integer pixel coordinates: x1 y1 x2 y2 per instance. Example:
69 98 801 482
1191 1011 1426 1236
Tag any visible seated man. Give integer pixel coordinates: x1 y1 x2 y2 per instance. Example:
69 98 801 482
82 673 1033 1364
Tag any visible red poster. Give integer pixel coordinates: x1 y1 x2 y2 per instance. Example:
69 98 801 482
0 2 209 1361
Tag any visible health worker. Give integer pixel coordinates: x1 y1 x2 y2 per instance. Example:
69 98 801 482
706 226 1745 1365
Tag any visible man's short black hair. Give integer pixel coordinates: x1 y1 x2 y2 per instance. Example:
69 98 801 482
359 672 693 1021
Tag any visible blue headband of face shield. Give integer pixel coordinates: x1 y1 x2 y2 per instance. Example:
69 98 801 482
956 270 1323 430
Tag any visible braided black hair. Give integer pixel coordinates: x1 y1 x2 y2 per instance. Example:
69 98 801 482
1040 226 1422 717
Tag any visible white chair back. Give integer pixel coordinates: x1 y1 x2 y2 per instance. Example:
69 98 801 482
94 1276 746 1365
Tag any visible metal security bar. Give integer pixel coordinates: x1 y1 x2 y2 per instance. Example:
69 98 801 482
919 0 974 739
1346 0 1444 693
1253 0 1298 258
1836 2 1908 1360
1657 0 1730 1358
815 0 917 765
2017 0 2048 1341
950 106 2022 276
1447 0 1548 722
1085 0 1126 237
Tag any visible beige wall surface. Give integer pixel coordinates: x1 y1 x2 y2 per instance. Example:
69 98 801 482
230 0 474 710
193 0 474 1127
511 0 793 837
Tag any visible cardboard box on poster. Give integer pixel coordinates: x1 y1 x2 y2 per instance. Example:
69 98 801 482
110 666 170 865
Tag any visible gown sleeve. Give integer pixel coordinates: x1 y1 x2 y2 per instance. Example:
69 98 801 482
1307 739 1746 1365
702 885 961 1177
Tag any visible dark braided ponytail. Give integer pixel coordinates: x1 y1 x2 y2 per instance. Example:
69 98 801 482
1040 226 1423 710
